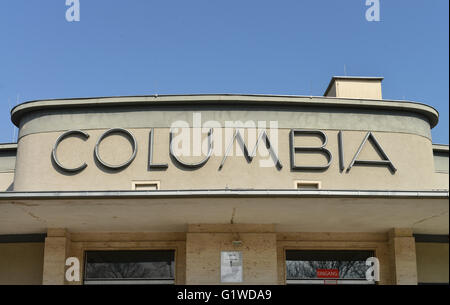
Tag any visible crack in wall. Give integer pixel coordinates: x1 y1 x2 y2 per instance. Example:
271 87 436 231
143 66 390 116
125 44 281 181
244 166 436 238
412 210 448 228
9 201 40 207
230 207 236 224
12 202 48 225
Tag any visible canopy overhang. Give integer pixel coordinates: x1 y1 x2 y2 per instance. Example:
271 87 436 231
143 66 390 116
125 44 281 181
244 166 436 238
0 189 448 235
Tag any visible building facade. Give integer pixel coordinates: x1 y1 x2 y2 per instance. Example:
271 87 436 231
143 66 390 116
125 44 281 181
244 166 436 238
0 76 448 285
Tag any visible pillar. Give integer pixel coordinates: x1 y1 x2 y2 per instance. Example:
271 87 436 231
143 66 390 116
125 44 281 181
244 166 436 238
42 228 70 285
389 228 418 285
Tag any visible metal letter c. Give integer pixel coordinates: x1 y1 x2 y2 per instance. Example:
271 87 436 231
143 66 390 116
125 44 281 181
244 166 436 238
52 130 90 173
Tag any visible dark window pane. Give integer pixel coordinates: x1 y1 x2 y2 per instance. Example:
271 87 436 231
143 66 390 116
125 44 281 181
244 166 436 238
84 250 175 280
286 250 374 280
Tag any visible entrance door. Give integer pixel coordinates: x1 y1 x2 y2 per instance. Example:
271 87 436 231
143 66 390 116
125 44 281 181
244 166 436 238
285 250 376 285
83 250 175 285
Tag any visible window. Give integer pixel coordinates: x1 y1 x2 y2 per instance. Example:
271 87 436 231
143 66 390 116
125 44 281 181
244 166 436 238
84 250 175 285
286 250 375 285
295 180 321 190
132 181 160 190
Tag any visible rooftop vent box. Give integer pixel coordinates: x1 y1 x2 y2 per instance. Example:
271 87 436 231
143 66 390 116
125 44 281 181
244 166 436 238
324 76 383 100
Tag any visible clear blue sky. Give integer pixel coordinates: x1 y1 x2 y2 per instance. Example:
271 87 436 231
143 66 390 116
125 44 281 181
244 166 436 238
0 0 448 144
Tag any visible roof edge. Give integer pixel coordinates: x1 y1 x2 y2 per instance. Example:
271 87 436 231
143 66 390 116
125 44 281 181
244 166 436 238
433 144 449 153
0 143 17 151
0 189 448 200
10 94 440 129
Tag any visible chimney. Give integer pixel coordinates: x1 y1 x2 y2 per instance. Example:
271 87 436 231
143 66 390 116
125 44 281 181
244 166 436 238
324 76 383 100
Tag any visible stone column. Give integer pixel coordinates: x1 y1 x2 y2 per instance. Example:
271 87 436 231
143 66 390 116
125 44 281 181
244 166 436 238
389 228 418 285
42 228 70 285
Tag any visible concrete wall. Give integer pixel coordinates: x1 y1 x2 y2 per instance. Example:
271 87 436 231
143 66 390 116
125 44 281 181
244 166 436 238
0 148 15 191
186 225 277 285
324 78 383 100
0 243 44 285
3 229 446 285
12 128 447 191
416 242 449 284
325 82 337 97
332 79 383 100
432 147 449 187
0 172 14 191
11 94 445 192
32 228 427 285
17 103 434 140
10 95 445 192
433 151 449 173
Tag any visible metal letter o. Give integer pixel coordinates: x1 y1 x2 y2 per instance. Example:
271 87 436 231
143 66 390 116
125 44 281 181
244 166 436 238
94 128 137 170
